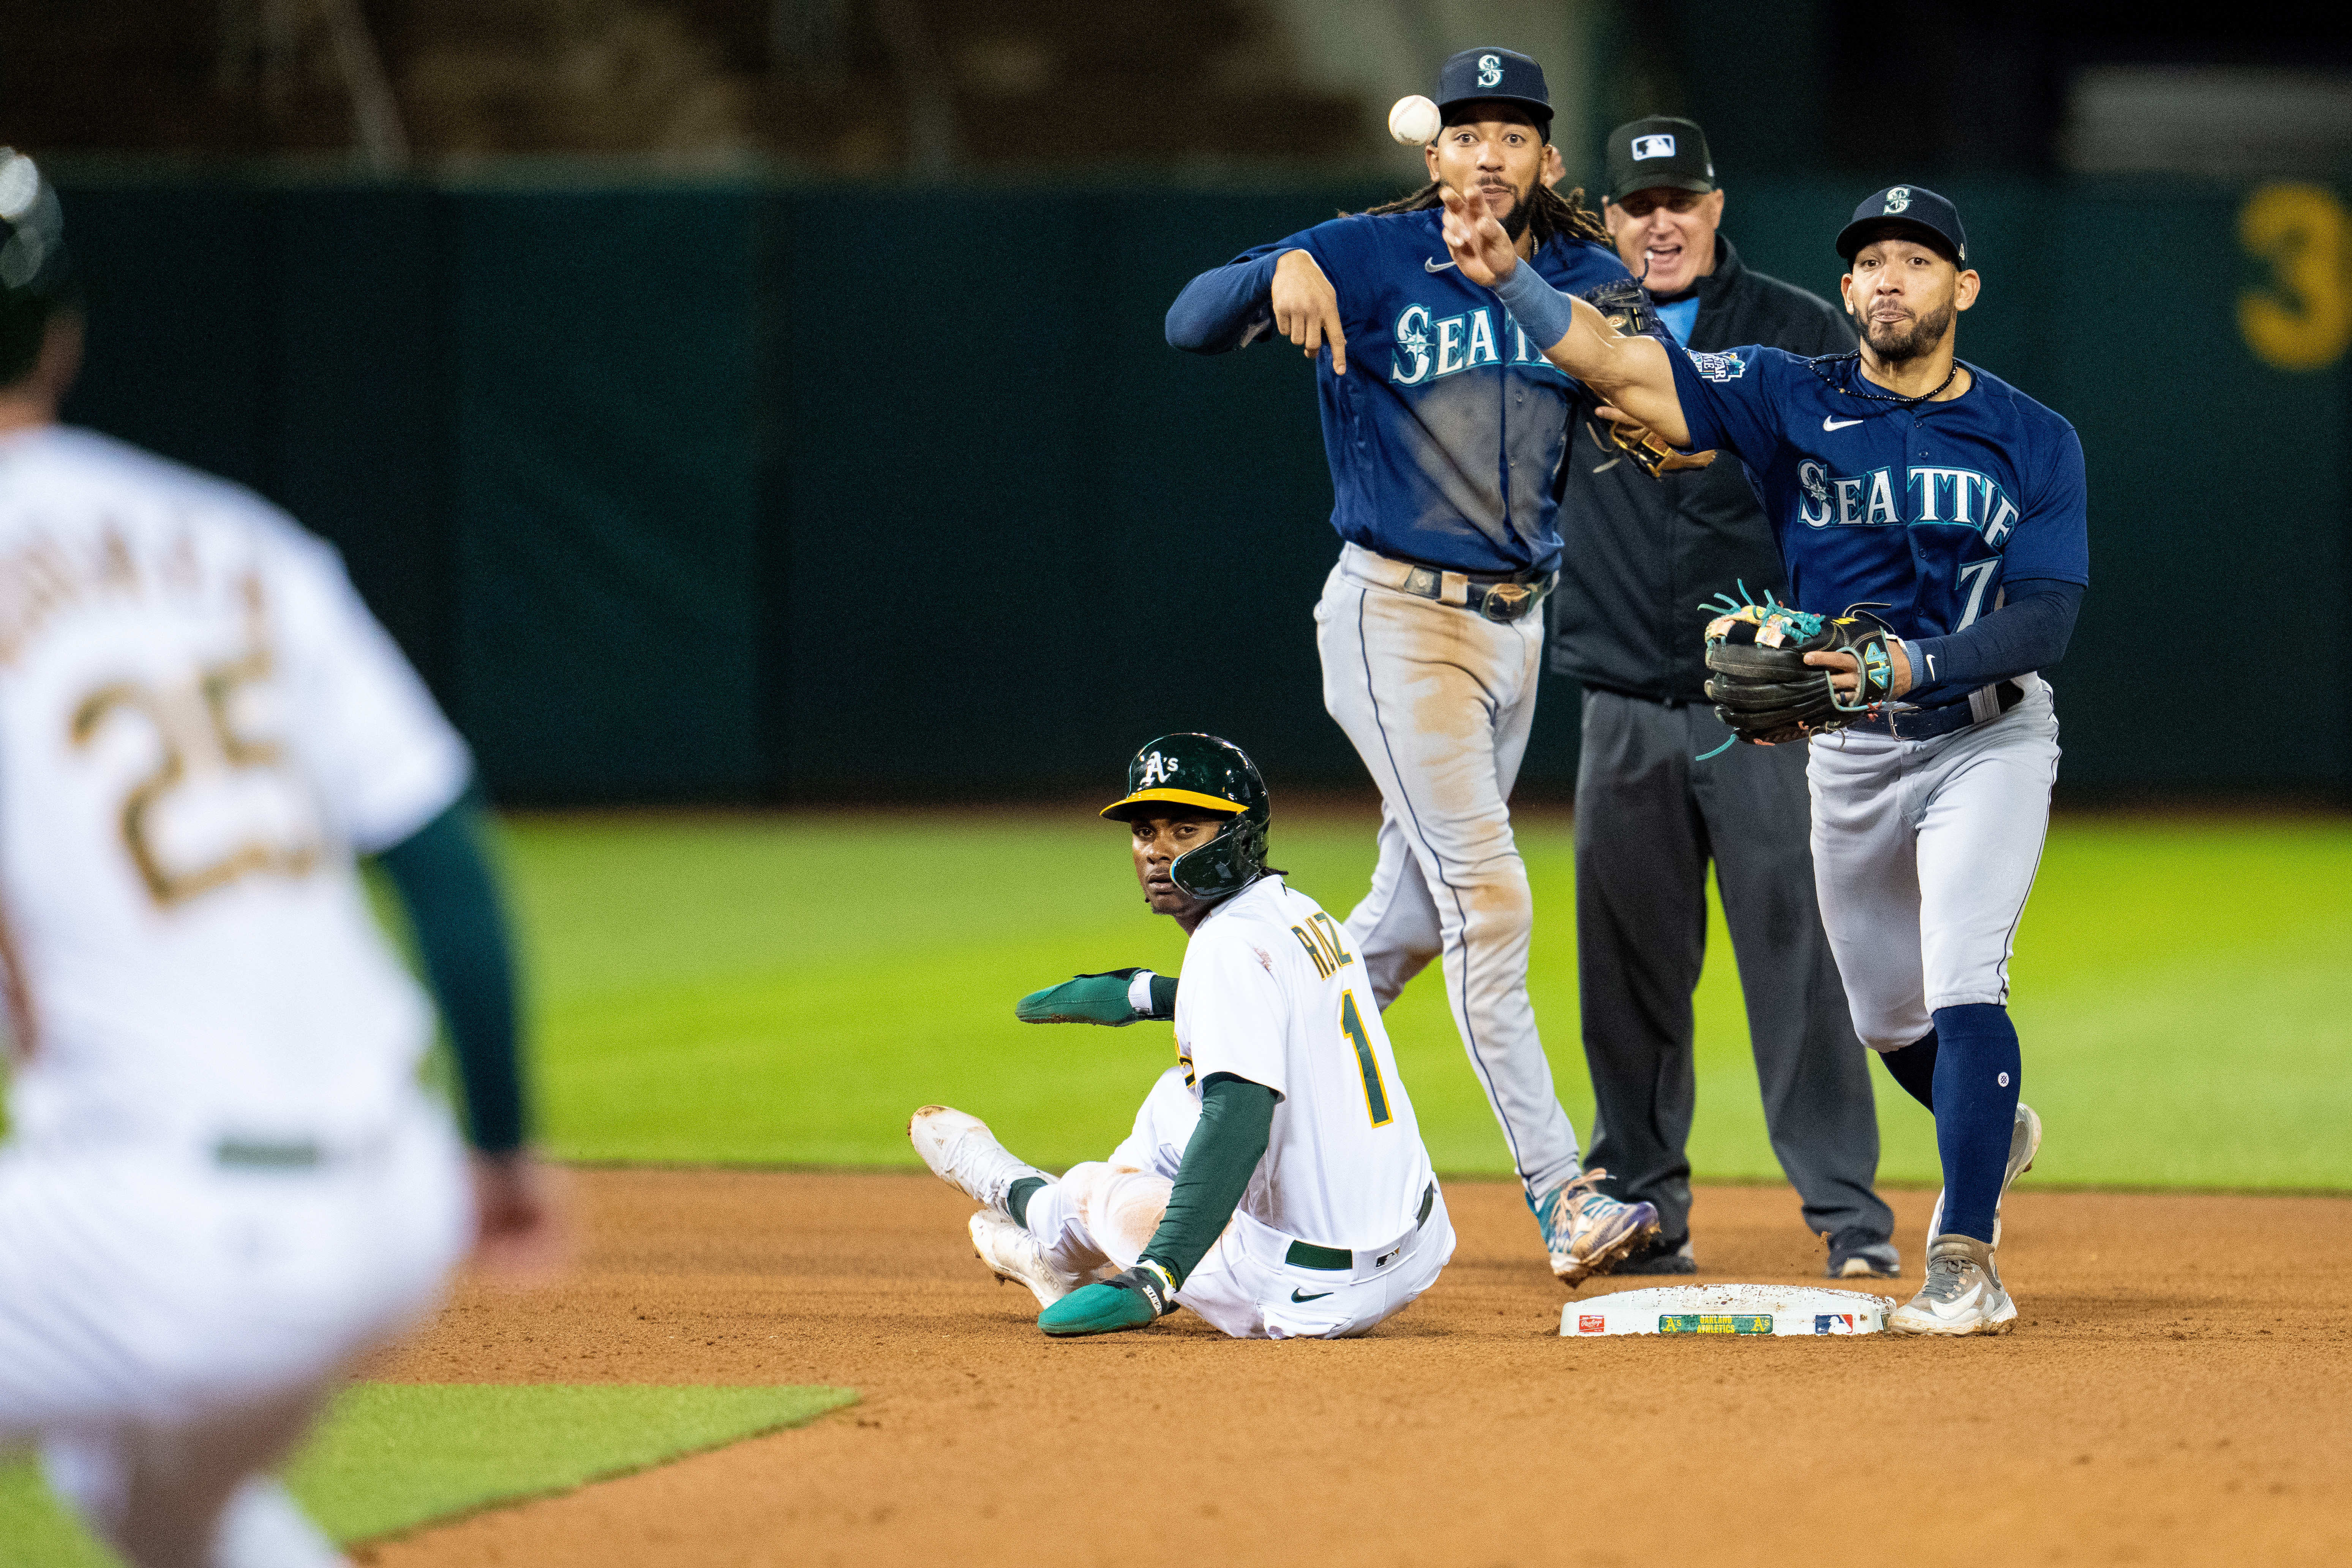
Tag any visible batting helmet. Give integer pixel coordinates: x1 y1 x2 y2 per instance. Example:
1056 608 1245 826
1099 733 1270 902
0 149 74 387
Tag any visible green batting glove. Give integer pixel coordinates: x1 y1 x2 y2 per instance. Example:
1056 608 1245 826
1015 969 1178 1026
1038 1262 1177 1337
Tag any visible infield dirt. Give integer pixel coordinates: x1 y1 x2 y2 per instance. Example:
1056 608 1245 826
368 1170 2352 1567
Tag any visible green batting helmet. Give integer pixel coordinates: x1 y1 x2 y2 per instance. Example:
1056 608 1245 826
1099 733 1270 901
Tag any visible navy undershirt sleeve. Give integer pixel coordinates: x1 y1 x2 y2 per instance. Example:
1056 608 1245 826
1138 1073 1276 1287
1165 252 1284 354
372 791 528 1154
1903 578 2084 695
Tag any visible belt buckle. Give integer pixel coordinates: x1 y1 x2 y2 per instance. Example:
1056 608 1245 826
1480 582 1532 622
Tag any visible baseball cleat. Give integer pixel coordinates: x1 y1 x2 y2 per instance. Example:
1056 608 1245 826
908 1105 1047 1215
1925 1101 2042 1253
1886 1233 2016 1336
1535 1169 1662 1289
1828 1238 1902 1279
968 1210 1085 1309
1613 1233 1697 1275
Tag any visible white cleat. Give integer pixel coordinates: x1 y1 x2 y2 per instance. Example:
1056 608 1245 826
908 1105 1045 1214
1925 1102 2042 1252
968 1210 1085 1309
1887 1233 2018 1336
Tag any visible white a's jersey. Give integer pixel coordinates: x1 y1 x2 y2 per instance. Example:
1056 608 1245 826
0 428 470 1148
1174 875 1433 1249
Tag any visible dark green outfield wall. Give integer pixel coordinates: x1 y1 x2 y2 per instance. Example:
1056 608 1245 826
53 176 2352 803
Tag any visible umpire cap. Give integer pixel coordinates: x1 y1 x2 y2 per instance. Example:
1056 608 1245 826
1435 48 1552 135
0 149 74 385
1604 117 1717 205
1100 733 1271 902
1835 184 1968 265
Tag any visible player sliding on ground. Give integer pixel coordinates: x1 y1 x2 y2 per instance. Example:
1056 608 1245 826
1436 182 2084 1335
910 734 1453 1340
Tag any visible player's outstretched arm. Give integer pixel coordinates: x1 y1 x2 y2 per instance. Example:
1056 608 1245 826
1437 186 1689 444
374 791 569 1282
1015 968 1178 1026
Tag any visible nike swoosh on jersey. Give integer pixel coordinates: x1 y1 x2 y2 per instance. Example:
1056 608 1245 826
1290 1288 1334 1302
1424 257 1458 272
1823 415 1865 431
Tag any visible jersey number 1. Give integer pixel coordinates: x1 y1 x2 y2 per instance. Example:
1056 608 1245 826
1338 990 1393 1127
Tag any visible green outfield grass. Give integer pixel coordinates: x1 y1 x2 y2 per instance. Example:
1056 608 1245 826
0 1382 855 1562
502 809 2349 1191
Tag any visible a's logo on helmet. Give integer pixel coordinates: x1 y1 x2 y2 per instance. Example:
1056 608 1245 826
1477 53 1503 87
1631 133 1676 160
1140 751 1178 786
1882 186 1912 214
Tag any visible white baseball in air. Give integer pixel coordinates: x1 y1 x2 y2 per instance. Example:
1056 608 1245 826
1388 95 1442 146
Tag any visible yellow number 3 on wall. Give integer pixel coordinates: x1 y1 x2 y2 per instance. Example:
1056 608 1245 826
2239 182 2352 372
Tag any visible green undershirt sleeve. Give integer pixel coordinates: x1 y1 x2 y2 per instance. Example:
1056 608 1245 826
371 790 528 1154
1138 1073 1276 1288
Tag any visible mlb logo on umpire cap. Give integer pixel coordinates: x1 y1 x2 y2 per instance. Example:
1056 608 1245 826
1632 133 1676 160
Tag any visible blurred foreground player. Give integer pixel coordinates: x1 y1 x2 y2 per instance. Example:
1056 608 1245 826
913 734 1453 1340
0 150 560 1565
1438 180 2078 1334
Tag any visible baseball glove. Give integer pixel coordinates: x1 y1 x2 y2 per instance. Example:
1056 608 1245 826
1701 590 1900 745
1597 414 1719 477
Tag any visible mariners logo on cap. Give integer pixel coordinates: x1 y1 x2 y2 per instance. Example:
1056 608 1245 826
1882 186 1913 214
1632 133 1677 160
1477 53 1503 86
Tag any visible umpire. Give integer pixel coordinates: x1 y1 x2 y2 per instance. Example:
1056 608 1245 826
1553 117 1898 1277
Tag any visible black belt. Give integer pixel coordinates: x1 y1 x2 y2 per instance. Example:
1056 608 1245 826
1285 1182 1437 1271
1391 563 1555 624
1847 679 2023 741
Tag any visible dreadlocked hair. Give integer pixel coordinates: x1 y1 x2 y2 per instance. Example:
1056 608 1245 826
1354 179 1610 249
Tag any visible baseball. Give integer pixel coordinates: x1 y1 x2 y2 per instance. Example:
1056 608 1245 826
1388 95 1441 146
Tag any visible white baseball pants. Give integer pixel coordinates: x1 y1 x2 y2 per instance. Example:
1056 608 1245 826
1805 678 2063 1052
1021 1067 1455 1339
1313 544 1582 1197
0 1094 472 1567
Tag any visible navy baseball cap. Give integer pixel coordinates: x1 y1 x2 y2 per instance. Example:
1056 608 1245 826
1436 48 1552 133
1835 184 1968 265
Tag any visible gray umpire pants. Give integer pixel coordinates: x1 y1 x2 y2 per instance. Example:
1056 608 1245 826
1575 688 1893 1251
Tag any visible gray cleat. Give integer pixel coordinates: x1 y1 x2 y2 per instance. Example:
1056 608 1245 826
1887 1233 2017 1336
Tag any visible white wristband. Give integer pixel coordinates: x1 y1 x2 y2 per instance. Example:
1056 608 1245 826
1126 970 1159 1016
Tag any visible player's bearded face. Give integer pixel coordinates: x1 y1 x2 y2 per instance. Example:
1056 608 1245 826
1848 240 1963 363
1428 113 1545 241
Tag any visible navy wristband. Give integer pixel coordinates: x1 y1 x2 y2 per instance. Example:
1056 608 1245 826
1491 259 1577 352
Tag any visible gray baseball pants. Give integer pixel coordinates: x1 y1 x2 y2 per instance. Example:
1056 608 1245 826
1805 677 2062 1048
1315 544 1584 1200
1574 688 1894 1251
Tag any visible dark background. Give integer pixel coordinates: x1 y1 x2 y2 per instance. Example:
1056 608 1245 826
12 2 2352 804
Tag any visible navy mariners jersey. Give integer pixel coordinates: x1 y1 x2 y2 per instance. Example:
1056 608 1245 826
1667 346 2090 713
1212 210 1638 576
